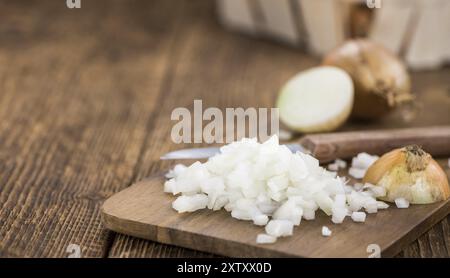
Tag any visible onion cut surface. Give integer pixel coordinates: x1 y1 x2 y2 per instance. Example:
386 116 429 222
277 66 354 133
164 136 396 244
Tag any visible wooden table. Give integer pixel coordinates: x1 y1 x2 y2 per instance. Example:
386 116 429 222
0 0 449 258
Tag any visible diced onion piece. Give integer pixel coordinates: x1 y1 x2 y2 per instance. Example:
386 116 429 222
331 207 348 224
333 194 347 208
328 159 347 172
314 192 333 216
165 164 187 179
363 199 378 214
328 163 339 172
344 185 353 194
351 153 379 170
273 200 303 225
336 159 347 169
349 167 366 179
252 214 269 226
376 201 389 210
351 211 366 222
353 183 364 191
231 209 253 221
172 194 208 213
322 226 332 237
277 66 354 133
395 198 410 208
164 179 177 194
302 209 315 220
265 220 294 237
347 191 364 211
256 233 277 244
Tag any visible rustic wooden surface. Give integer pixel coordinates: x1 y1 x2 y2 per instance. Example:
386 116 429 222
0 0 449 258
102 176 450 258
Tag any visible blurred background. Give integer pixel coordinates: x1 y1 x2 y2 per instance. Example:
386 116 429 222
218 0 450 70
0 0 449 258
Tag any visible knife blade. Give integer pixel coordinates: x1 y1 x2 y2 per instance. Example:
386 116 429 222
160 144 307 160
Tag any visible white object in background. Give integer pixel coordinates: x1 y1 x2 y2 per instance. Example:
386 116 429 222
297 0 346 55
369 0 415 54
216 0 450 70
440 1 450 62
405 0 446 69
217 0 256 34
258 0 299 45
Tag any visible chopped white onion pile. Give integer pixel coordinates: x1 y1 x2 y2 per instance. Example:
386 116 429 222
322 226 332 237
164 136 392 244
327 159 347 172
395 198 410 208
348 153 379 179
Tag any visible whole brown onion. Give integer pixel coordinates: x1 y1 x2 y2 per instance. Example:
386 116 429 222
323 39 414 120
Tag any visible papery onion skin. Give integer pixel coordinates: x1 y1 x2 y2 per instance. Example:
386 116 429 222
322 39 413 120
363 146 450 204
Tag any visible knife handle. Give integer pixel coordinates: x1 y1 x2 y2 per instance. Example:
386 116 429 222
299 126 450 163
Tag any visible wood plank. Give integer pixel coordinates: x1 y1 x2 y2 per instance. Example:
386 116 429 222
102 175 450 258
369 0 415 55
426 222 448 257
297 0 346 55
257 0 300 45
106 0 450 259
441 216 450 256
405 0 446 70
106 0 318 257
108 234 218 258
396 241 421 258
1 0 449 258
0 0 184 257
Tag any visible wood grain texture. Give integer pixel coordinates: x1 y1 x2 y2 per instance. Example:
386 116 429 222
0 0 449 257
102 176 450 258
0 0 185 257
300 126 450 163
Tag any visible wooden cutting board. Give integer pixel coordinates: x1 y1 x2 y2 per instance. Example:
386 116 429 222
102 171 450 258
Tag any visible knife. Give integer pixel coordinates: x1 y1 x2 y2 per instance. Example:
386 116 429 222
160 126 450 163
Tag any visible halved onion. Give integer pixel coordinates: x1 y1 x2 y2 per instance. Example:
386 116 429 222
276 66 354 133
